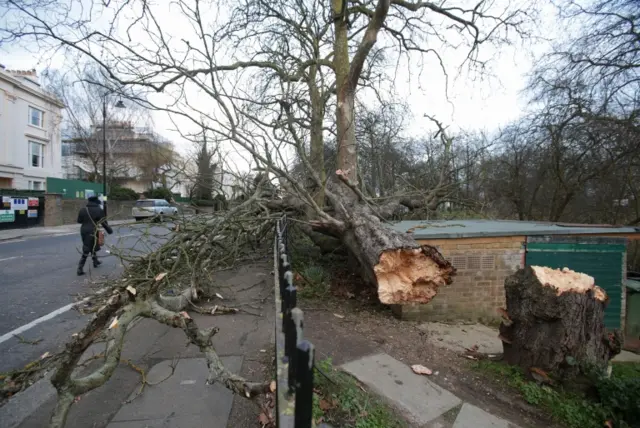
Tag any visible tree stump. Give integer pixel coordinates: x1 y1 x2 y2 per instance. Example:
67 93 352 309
499 266 621 381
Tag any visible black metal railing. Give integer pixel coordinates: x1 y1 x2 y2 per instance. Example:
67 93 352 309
273 216 315 428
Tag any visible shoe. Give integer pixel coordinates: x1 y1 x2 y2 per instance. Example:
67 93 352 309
77 267 85 276
93 259 102 268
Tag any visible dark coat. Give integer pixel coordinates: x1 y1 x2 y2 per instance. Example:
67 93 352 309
77 201 113 253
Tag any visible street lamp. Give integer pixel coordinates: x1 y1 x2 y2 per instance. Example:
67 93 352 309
102 96 125 216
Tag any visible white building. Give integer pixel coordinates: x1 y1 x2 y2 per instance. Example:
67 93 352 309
0 66 64 190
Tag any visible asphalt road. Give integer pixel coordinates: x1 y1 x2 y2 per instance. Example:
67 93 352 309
0 222 172 373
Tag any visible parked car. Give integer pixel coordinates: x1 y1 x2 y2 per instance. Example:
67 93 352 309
132 199 178 221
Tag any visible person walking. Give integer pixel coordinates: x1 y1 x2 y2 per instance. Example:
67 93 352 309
77 195 113 276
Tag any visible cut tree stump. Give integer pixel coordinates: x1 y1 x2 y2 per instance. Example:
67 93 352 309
499 266 622 380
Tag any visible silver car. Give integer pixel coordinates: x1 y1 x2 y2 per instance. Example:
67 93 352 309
132 199 178 221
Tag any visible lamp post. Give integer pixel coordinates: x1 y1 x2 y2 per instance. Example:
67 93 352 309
102 96 125 217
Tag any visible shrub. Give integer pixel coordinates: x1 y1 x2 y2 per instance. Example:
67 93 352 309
474 360 640 428
145 187 173 202
109 185 139 201
192 199 215 207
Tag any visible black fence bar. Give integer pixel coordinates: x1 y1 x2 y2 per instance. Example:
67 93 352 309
287 308 303 392
274 215 328 428
294 340 314 428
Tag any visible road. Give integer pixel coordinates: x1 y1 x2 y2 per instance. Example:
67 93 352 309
0 223 172 373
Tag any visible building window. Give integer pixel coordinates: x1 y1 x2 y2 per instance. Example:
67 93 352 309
29 141 44 168
28 180 43 190
29 106 44 127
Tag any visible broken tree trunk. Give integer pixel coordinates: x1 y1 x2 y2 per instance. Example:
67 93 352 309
312 177 455 304
499 266 622 380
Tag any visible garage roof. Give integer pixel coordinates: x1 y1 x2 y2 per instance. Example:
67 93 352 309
390 219 640 240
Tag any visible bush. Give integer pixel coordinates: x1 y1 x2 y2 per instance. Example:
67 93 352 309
593 363 640 427
474 360 640 428
109 185 139 201
192 199 215 207
145 187 173 202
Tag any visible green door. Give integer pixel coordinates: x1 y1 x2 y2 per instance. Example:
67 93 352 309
526 242 625 330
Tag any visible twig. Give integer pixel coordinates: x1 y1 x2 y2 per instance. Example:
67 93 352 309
13 334 43 345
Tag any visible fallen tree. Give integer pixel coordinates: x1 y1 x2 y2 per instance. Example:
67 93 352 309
307 170 456 304
499 266 622 382
0 186 277 428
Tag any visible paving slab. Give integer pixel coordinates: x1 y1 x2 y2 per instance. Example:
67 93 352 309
613 350 640 363
107 356 242 428
453 403 520 428
0 372 55 428
341 353 462 426
419 322 502 355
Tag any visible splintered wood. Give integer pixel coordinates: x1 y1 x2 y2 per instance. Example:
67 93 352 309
531 266 607 301
374 246 455 304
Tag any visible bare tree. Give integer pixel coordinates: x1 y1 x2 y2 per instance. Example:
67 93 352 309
43 65 153 188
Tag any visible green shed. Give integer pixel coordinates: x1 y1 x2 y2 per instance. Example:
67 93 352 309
526 236 626 330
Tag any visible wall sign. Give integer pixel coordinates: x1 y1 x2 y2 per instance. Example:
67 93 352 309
1 196 11 209
28 209 38 218
12 198 27 210
0 210 15 223
28 197 39 207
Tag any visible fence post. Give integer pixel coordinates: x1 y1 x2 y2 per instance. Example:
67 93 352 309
287 307 303 392
294 339 314 428
279 254 289 303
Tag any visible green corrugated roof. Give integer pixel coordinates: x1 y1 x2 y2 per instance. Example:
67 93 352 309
392 219 640 240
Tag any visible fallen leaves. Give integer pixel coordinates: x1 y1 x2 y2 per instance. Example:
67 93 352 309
530 367 554 385
126 285 137 296
108 317 119 330
154 272 167 282
258 412 270 426
269 380 276 393
496 307 512 326
40 351 51 360
411 364 433 376
333 313 345 319
319 398 335 410
215 293 224 300
498 334 512 344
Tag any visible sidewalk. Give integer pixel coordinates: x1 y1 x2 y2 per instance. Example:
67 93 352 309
0 260 274 428
302 307 541 428
342 353 520 428
0 220 133 242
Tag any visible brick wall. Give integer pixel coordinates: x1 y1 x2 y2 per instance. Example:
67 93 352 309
392 236 525 322
44 193 63 227
45 196 137 226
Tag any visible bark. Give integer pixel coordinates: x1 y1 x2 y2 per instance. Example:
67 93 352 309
499 266 622 381
308 64 326 206
314 179 455 304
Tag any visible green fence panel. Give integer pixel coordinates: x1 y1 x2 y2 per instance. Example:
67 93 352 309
46 177 103 199
526 248 624 329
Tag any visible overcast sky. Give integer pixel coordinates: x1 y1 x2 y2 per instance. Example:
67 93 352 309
0 0 561 163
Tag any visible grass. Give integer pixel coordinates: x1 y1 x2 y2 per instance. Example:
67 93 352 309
311 358 407 428
473 360 640 428
288 228 344 300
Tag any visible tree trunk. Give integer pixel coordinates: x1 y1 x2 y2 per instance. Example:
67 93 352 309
333 0 357 183
308 64 325 206
499 266 622 381
315 181 455 304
